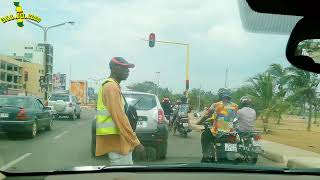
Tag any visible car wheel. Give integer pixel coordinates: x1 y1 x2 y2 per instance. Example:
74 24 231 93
45 118 53 131
28 121 37 138
156 141 168 160
91 119 96 157
70 112 76 121
145 147 157 162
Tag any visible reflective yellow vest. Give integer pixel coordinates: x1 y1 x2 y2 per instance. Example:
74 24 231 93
96 78 124 135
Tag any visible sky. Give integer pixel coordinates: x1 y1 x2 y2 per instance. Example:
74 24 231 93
0 0 299 93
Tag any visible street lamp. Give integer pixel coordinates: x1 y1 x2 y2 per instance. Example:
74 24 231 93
26 20 75 43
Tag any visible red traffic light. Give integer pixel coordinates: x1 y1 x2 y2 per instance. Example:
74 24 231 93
149 33 155 48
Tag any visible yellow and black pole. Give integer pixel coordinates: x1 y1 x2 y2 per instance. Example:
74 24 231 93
144 34 190 97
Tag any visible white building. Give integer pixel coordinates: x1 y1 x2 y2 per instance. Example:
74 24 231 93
10 42 45 65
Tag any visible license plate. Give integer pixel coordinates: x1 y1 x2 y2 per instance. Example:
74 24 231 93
0 113 9 118
225 143 237 152
136 121 147 128
183 123 189 127
253 140 261 146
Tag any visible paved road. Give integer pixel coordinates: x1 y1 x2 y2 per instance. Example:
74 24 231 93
0 108 282 172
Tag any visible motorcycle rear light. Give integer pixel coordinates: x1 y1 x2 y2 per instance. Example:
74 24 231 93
16 107 27 120
158 109 164 124
254 135 262 141
227 135 237 144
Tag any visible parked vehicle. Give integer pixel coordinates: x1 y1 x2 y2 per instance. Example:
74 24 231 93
173 103 192 137
0 95 53 138
48 93 81 120
123 91 169 160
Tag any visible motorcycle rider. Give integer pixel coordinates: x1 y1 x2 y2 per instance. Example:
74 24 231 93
161 97 172 126
234 96 256 132
196 88 238 163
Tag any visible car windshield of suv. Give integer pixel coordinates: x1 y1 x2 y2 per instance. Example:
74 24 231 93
124 94 157 111
0 0 320 174
49 95 69 102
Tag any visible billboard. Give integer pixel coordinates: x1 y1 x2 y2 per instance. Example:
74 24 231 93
53 73 66 91
70 80 88 104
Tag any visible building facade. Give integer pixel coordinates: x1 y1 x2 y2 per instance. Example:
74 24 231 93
53 73 66 91
0 55 45 98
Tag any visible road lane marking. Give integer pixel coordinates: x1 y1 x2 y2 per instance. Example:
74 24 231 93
0 153 32 171
53 130 69 141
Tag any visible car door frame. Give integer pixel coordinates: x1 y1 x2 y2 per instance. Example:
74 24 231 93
35 98 50 128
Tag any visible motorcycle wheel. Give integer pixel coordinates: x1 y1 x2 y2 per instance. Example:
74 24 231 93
248 153 258 165
182 132 187 138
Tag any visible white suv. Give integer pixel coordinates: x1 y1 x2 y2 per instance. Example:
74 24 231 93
48 93 81 120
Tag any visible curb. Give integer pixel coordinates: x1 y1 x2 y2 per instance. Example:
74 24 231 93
260 150 285 164
287 158 320 168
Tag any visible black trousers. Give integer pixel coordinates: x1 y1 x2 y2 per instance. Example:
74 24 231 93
201 129 215 157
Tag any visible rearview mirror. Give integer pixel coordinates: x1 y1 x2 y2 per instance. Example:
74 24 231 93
286 17 320 73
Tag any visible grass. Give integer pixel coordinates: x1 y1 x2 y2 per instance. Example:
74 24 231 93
256 115 320 154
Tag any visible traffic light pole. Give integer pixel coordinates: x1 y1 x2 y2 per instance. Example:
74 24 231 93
142 39 190 97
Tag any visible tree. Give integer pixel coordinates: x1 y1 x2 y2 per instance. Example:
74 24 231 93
286 66 320 131
247 73 274 132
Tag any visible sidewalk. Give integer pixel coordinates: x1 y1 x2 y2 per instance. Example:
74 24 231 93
189 114 320 168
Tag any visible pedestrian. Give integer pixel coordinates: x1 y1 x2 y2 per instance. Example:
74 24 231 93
95 57 144 165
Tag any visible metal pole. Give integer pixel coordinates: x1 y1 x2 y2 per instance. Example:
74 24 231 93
186 44 190 97
225 68 228 88
44 28 48 44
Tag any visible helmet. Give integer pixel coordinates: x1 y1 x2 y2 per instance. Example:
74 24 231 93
240 96 252 105
162 97 170 103
218 88 231 99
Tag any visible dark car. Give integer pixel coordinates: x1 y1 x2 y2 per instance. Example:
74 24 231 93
0 95 53 138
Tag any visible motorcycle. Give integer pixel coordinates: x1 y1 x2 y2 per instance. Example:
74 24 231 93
173 103 192 137
233 118 264 164
203 120 241 163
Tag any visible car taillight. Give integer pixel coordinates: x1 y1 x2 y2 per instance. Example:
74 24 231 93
158 109 164 124
16 108 27 120
227 135 237 144
254 134 262 141
69 102 73 107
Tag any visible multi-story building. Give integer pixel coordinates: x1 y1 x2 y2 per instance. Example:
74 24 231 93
53 73 66 91
0 55 24 95
10 42 53 98
0 55 45 98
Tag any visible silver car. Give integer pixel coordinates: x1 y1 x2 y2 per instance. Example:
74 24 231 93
123 91 169 160
48 93 81 120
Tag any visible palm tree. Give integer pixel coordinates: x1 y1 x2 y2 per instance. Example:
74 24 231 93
286 66 320 131
248 73 274 132
267 64 291 124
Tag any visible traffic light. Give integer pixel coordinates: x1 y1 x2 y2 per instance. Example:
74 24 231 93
149 33 155 48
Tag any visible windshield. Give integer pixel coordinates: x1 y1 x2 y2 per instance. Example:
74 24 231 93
0 0 319 174
49 95 70 102
124 94 157 110
0 96 31 108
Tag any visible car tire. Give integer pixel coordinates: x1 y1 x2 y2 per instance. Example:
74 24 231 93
70 112 76 121
45 118 53 131
145 147 157 162
91 119 96 157
156 141 168 160
28 121 37 138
